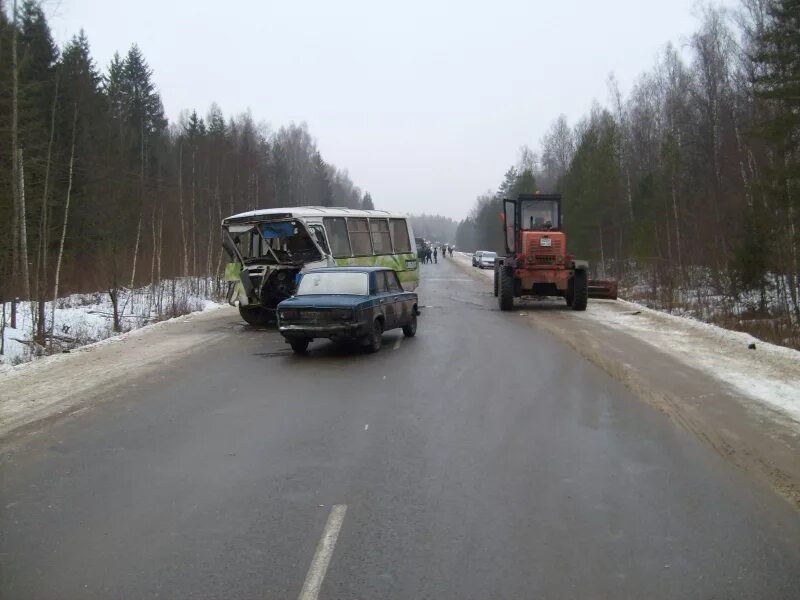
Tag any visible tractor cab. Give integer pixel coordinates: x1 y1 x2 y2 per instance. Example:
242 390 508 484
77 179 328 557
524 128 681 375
518 194 561 231
503 194 565 262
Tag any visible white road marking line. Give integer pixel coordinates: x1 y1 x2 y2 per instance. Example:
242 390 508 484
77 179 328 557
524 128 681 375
297 504 347 600
393 337 403 350
364 424 369 431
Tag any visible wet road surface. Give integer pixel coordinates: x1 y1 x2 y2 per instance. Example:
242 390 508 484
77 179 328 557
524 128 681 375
2 260 800 599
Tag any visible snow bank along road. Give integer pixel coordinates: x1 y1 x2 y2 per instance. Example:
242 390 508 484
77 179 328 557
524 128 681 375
1 260 800 599
455 252 800 509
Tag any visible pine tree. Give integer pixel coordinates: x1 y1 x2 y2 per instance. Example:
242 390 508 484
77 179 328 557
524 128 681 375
361 191 374 210
753 0 800 318
311 152 333 206
754 0 800 182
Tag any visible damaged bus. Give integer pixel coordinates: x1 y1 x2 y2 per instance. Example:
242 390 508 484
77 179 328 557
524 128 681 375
222 207 419 325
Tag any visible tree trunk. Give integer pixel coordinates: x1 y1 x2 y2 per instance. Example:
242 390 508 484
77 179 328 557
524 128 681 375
670 170 682 278
156 205 164 315
1 302 5 356
206 180 216 277
130 119 145 291
178 143 188 276
191 146 197 278
10 0 20 298
35 73 59 343
108 288 120 333
149 195 157 310
51 103 79 349
129 211 143 290
18 149 31 303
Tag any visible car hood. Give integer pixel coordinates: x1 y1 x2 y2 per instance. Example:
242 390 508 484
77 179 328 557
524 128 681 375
278 294 368 309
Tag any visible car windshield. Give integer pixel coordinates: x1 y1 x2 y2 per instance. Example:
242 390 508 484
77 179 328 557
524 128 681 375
483 252 496 258
296 272 369 296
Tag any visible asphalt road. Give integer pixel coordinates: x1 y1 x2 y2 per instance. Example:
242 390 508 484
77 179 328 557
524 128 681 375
2 259 800 599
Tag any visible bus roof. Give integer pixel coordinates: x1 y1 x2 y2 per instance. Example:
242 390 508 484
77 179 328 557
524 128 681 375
222 206 407 225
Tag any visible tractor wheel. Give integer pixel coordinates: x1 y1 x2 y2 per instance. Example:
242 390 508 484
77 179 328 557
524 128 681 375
493 267 499 297
290 338 310 355
239 305 273 326
565 277 574 306
571 270 588 311
499 268 514 311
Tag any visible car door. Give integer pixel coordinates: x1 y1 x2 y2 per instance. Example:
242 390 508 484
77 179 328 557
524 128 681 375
385 270 408 326
374 271 396 329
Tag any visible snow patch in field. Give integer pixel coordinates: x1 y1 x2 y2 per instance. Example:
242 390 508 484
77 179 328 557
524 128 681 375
1 278 225 370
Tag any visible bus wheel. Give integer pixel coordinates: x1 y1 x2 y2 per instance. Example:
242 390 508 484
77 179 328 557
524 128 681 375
239 305 273 326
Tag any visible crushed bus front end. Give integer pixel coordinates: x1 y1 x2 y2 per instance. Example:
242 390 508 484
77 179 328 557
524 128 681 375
222 212 329 325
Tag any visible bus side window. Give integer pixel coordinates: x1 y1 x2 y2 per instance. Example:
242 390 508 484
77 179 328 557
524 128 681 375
323 217 352 257
347 218 373 256
389 218 412 253
369 219 392 254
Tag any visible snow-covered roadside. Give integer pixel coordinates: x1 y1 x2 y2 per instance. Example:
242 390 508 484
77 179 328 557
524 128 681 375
587 299 800 425
453 252 800 427
1 278 225 369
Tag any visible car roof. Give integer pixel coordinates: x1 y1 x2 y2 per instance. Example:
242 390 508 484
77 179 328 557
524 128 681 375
305 266 393 274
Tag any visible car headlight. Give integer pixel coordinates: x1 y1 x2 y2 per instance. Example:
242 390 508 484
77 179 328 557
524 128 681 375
280 309 299 320
329 308 354 321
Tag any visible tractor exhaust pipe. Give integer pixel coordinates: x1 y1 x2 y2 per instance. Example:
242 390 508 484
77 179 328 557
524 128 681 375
588 279 618 300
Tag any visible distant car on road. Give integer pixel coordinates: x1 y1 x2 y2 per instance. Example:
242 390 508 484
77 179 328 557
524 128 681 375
277 267 418 355
478 251 497 269
472 251 484 267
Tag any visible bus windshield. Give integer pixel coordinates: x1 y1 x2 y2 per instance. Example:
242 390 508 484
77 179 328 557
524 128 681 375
231 220 322 264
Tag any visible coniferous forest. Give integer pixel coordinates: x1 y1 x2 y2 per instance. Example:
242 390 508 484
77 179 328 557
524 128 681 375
0 0 371 342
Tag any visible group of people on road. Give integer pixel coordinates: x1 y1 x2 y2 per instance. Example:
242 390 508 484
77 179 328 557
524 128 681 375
419 244 454 264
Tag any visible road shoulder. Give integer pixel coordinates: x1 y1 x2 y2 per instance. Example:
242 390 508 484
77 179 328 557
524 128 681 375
0 306 238 443
452 254 800 510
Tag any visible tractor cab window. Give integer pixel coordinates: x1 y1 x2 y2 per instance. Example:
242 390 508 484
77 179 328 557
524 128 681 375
520 200 559 231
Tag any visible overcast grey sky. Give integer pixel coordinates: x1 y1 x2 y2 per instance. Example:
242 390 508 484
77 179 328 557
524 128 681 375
49 0 729 219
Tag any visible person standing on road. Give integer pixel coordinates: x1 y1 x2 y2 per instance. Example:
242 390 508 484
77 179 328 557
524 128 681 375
449 246 453 258
433 247 438 263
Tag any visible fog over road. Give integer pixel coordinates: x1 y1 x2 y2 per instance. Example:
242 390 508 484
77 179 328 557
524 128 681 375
2 260 800 599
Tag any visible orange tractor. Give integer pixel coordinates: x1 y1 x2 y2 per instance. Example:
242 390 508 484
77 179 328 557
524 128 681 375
493 193 618 311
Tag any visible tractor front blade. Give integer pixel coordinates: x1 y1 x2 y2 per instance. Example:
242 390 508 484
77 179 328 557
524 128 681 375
588 279 618 300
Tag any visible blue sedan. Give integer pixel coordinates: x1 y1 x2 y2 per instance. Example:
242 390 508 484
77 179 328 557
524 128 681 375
277 267 419 354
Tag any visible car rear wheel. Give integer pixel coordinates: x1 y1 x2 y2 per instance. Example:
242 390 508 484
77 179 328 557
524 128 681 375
290 338 310 355
365 319 383 353
402 313 417 337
